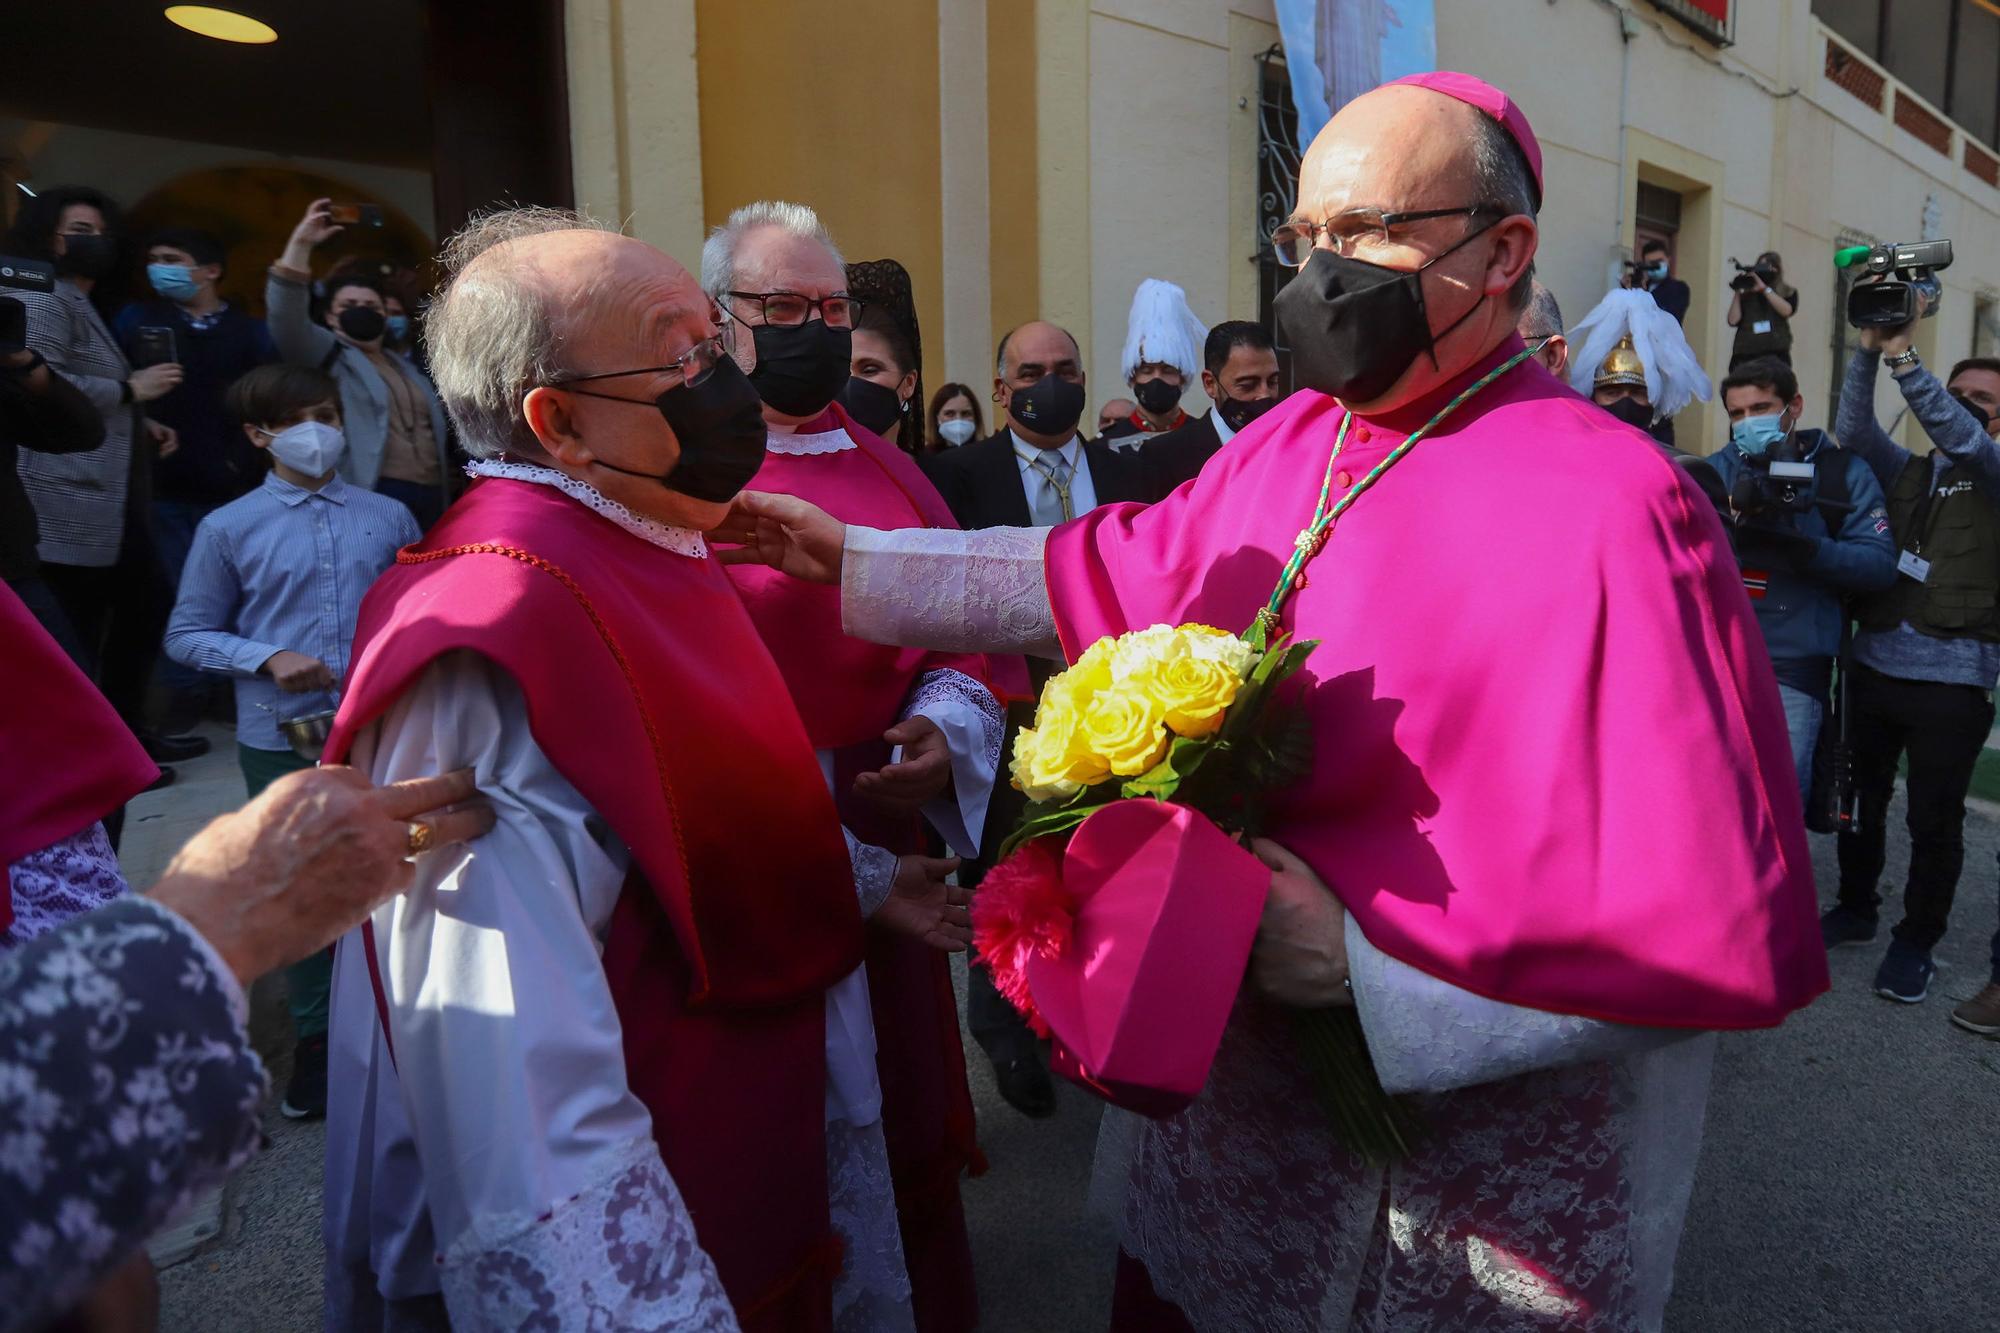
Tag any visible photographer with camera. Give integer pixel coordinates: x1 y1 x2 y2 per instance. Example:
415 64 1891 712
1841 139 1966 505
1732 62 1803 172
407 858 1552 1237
1726 250 1798 371
1826 247 2000 1019
1708 357 1897 814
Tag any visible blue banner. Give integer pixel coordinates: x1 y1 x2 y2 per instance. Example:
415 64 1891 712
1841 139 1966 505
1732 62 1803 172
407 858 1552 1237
1273 0 1437 145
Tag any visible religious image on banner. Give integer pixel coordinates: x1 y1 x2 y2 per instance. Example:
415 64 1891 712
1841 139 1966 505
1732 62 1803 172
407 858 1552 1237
1273 0 1436 142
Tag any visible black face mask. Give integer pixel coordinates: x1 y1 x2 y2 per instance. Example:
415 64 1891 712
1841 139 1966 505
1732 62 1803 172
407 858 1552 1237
1952 392 1993 433
56 233 116 280
1273 218 1498 404
837 376 905 437
1216 393 1279 435
746 319 851 417
570 354 770 504
1600 396 1653 430
1133 376 1182 417
337 307 388 342
1008 374 1086 438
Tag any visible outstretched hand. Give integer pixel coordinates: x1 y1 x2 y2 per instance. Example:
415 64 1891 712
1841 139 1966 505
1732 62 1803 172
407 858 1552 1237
876 853 970 952
855 717 952 811
711 491 845 583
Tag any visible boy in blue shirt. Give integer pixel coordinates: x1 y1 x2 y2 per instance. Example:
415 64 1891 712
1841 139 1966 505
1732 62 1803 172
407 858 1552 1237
164 364 420 1118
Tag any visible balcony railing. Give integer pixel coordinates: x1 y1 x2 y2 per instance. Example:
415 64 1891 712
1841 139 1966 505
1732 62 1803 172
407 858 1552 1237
1821 20 1995 192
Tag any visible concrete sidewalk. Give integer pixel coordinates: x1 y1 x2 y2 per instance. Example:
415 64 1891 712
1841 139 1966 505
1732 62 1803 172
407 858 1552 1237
135 727 1999 1331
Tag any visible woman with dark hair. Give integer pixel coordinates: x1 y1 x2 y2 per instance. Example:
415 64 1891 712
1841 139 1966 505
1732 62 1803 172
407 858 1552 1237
840 258 926 453
3 185 204 784
926 382 984 451
1728 249 1798 370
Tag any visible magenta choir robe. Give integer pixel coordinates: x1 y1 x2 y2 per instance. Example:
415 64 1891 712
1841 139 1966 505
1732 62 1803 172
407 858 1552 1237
836 334 1826 1330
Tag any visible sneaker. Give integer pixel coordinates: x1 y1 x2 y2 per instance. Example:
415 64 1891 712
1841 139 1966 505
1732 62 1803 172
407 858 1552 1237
1950 982 2000 1036
1820 904 1878 949
1873 941 1936 1004
281 1034 328 1120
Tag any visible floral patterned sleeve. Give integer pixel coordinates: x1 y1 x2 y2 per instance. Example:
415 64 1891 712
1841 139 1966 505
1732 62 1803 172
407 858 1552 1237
0 896 266 1330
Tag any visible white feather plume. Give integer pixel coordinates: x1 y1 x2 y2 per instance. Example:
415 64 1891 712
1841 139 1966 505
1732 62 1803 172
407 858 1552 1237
1564 287 1712 420
1120 279 1207 381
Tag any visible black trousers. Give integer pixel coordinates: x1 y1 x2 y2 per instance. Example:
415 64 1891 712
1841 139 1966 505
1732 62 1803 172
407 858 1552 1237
1836 663 1995 952
39 511 172 730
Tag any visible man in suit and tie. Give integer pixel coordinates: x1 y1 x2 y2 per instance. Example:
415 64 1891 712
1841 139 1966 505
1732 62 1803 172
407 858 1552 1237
1137 320 1282 503
921 320 1146 1116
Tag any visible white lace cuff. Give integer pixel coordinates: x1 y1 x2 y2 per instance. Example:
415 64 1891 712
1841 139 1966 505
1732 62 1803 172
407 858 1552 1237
901 669 1003 859
842 525 1063 660
1345 917 1696 1095
846 830 900 919
438 1137 738 1331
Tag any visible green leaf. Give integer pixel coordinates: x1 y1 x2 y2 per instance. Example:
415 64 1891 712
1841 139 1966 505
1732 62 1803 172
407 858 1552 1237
997 782 1119 859
1119 733 1216 801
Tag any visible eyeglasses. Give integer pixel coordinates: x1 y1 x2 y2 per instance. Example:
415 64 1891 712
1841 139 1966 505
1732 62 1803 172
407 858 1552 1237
724 290 863 329
551 335 726 391
1270 205 1495 268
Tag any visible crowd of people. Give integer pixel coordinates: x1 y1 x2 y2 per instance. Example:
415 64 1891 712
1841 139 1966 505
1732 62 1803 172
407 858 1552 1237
1 64 1997 1333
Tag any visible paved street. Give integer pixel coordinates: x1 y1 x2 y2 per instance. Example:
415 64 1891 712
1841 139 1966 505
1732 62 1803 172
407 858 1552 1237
133 723 2000 1331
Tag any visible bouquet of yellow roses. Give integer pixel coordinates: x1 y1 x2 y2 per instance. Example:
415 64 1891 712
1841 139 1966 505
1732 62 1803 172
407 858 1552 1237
974 622 1421 1161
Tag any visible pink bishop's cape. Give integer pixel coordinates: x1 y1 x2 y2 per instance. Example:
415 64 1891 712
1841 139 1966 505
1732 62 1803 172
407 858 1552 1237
1045 336 1828 1030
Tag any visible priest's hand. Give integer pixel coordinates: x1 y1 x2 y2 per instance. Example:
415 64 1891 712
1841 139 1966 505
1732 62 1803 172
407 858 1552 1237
876 853 970 952
1248 838 1353 1008
712 491 845 584
855 717 953 811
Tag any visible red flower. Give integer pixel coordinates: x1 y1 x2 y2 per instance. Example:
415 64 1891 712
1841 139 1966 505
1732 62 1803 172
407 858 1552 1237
971 838 1074 1038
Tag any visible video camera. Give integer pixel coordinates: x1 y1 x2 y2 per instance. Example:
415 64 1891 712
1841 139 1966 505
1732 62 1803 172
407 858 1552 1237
1729 256 1777 294
0 253 56 354
1836 239 1952 328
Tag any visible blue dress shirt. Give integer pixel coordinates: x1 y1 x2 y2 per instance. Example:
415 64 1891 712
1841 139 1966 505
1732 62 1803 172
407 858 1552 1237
164 471 420 750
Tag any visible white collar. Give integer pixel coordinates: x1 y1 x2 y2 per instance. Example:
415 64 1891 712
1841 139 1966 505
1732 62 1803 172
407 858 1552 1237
464 458 708 559
766 423 856 456
1211 406 1237 445
1010 430 1083 469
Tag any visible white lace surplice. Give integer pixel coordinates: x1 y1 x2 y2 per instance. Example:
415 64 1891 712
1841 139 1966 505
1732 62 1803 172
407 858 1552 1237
842 523 1719 1331
322 469 915 1332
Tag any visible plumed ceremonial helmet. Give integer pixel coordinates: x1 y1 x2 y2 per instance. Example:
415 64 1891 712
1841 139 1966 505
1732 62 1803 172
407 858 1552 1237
1593 335 1648 391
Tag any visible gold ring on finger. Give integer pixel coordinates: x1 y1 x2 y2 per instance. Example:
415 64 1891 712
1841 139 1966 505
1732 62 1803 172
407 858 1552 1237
405 819 435 856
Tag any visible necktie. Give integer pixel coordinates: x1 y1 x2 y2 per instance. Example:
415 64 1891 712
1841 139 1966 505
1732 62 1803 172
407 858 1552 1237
1029 450 1074 526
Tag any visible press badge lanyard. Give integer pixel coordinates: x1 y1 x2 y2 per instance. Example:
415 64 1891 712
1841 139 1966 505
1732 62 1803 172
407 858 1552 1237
1899 454 1945 584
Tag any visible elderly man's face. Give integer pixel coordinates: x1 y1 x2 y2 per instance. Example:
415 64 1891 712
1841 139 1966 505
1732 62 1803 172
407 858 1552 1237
1287 86 1537 412
1097 398 1135 432
721 225 851 417
514 231 734 530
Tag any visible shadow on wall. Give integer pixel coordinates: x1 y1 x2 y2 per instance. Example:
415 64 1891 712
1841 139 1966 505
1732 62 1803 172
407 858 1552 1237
125 165 433 317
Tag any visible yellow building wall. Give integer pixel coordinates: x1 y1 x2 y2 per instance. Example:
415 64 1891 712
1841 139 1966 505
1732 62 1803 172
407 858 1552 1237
693 0 946 388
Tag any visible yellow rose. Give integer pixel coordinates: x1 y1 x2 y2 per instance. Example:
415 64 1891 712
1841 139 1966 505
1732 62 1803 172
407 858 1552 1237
1081 687 1172 776
1149 651 1243 738
1109 625 1180 685
1011 706 1111 803
1180 626 1257 679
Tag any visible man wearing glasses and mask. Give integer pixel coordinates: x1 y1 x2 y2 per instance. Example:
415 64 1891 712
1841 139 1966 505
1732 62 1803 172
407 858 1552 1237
709 200 1006 1333
317 209 957 1332
723 74 1825 1326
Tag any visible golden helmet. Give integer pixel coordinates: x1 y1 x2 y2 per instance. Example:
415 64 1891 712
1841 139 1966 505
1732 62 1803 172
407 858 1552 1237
1593 335 1648 390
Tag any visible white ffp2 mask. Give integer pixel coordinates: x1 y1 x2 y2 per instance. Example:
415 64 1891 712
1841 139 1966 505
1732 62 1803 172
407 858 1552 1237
266 420 347 477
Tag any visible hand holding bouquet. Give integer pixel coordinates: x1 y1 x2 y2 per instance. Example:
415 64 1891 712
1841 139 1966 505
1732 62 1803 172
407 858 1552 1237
974 622 1422 1162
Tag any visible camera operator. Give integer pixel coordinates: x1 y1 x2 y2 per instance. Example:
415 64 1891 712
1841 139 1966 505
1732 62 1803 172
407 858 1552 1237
0 340 105 664
1621 238 1690 325
1826 305 2000 1016
1708 357 1896 811
1726 250 1797 371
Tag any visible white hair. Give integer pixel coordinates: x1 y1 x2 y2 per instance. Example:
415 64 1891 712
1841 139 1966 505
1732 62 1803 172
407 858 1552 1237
425 206 615 459
699 200 844 300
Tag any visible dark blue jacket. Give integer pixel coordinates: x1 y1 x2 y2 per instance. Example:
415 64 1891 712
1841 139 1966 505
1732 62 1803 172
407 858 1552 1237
1707 429 1897 662
115 301 276 504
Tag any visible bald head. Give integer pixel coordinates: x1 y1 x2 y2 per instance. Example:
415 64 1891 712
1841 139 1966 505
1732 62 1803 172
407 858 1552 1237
997 320 1081 379
428 209 708 459
1278 82 1541 412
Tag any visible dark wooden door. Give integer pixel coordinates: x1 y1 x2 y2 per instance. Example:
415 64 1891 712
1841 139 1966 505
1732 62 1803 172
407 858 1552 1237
426 0 574 237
